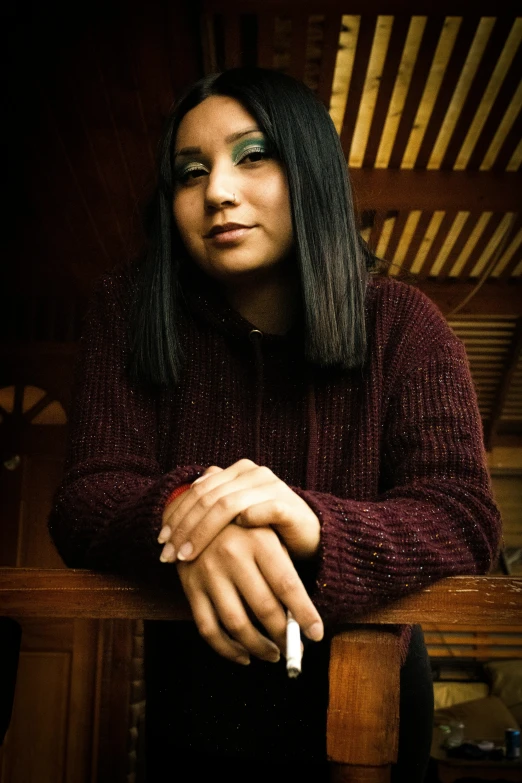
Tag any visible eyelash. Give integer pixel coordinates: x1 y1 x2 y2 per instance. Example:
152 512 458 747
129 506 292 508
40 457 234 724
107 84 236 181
175 145 270 186
233 145 268 166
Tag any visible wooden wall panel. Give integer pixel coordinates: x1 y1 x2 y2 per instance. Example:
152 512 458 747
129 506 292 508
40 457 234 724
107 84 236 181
491 474 522 550
0 652 71 783
0 469 22 568
0 342 131 781
0 620 101 783
66 621 100 783
94 620 134 783
5 0 203 297
17 456 66 569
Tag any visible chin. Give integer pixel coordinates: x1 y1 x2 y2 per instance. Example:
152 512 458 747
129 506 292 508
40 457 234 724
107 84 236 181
204 259 280 281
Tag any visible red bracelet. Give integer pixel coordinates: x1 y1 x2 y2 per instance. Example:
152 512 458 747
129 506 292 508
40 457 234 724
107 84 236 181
165 483 192 507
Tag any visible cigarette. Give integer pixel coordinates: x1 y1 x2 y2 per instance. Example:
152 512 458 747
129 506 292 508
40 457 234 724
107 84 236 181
286 610 302 678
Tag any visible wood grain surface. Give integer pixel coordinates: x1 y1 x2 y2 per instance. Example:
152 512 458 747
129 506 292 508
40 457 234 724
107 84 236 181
0 569 520 626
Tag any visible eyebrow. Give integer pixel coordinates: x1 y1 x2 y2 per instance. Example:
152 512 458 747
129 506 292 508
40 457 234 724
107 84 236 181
174 127 262 159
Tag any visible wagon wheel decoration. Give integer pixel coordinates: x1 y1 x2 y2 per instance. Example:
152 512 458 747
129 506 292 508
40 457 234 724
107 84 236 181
0 385 67 469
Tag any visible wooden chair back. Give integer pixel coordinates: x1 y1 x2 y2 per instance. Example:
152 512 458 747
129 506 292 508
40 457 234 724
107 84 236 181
1 570 521 782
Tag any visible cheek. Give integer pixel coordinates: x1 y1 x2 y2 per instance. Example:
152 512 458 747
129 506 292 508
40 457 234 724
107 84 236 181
258 178 292 233
173 197 197 246
273 185 293 241
172 197 186 233
172 203 205 264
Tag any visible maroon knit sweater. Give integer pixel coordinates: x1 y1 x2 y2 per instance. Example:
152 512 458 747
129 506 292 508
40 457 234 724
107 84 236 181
48 265 501 761
49 266 501 625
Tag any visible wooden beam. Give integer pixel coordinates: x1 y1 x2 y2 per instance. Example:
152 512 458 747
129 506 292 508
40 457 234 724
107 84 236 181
316 13 343 109
1 569 521 627
340 16 378 155
417 280 522 317
0 569 193 621
350 170 522 212
484 317 522 450
203 1 516 14
414 16 481 170
388 17 446 169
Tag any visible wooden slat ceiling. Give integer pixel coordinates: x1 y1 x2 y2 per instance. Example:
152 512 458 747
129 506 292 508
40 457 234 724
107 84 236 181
203 3 522 287
2 0 521 447
200 1 522 445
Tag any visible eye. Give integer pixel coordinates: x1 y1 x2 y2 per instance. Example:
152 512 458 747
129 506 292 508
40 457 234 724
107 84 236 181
235 145 270 166
175 162 208 186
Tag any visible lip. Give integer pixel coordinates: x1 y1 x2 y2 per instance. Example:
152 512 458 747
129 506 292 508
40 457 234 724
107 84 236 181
205 222 253 239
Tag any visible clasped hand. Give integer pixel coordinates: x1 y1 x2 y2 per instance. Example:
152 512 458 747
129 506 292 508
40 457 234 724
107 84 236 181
158 459 323 665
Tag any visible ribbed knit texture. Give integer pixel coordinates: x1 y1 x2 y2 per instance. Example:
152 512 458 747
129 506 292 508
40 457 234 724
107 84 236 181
48 264 501 762
49 265 501 603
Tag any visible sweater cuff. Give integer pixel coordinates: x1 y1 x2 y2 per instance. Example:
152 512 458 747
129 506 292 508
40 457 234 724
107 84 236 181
165 483 192 508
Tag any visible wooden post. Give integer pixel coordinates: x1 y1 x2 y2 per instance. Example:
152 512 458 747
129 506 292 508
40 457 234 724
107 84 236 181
327 630 400 782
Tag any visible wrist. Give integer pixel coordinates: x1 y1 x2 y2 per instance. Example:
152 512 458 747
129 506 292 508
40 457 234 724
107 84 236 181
165 483 192 507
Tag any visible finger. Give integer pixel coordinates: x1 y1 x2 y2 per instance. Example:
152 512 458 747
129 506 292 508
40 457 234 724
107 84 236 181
255 536 324 643
182 580 252 665
157 525 172 545
160 490 188 536
238 499 320 559
174 483 277 561
160 470 223 537
168 463 276 556
209 577 281 663
162 461 253 535
162 465 224 531
236 498 289 529
232 563 288 654
166 460 257 519
191 465 223 485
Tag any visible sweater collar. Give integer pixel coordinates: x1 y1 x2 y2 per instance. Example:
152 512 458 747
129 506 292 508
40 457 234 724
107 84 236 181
180 263 304 349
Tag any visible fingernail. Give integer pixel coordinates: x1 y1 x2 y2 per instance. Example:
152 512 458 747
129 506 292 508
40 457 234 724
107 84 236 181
192 475 206 485
159 543 175 563
176 541 194 561
157 526 171 544
235 655 250 666
305 622 323 642
266 650 280 663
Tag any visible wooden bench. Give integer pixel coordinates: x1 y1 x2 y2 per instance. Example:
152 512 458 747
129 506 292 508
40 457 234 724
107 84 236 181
1 569 521 783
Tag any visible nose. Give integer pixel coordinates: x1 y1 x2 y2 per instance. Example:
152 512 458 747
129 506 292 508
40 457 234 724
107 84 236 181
204 164 238 210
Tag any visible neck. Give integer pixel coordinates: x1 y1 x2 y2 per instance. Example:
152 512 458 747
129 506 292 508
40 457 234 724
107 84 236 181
223 269 299 335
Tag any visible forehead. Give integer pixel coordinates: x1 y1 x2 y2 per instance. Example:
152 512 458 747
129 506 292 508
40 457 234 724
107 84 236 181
175 95 259 149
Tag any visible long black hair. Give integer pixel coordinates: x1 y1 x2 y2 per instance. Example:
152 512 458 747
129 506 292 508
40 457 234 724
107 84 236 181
129 67 375 386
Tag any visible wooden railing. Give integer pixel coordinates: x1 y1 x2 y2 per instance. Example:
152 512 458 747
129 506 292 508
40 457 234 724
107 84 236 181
1 569 521 783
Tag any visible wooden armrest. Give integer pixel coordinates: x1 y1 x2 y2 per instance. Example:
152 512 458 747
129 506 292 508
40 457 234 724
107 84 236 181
1 570 521 783
1 570 519 624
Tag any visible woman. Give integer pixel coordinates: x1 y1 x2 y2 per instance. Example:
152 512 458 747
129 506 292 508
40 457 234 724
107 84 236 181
49 68 501 782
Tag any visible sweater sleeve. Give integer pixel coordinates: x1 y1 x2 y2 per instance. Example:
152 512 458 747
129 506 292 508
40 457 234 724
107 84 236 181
296 305 502 625
48 272 204 577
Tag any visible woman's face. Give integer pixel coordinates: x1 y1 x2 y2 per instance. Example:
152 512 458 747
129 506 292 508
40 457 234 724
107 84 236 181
172 96 294 283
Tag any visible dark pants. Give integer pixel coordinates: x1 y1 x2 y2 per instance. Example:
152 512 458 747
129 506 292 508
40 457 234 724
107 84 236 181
392 625 435 782
145 625 433 782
